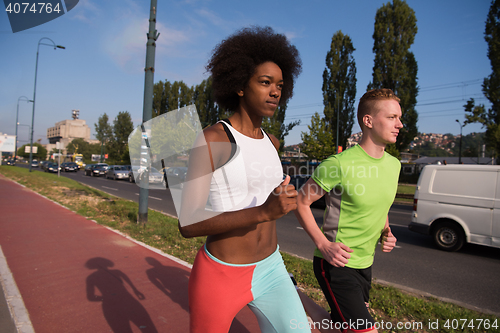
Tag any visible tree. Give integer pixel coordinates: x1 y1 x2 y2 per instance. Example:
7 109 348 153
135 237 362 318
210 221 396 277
300 112 336 161
262 105 300 153
108 111 134 162
95 113 113 144
464 0 500 158
94 113 113 162
66 138 96 161
153 80 194 118
192 77 229 127
17 143 47 161
368 0 419 152
322 30 357 152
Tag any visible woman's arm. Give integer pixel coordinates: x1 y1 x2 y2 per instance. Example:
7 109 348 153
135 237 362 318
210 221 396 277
178 125 296 238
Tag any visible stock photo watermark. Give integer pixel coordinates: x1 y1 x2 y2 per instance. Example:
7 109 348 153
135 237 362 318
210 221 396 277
3 0 79 33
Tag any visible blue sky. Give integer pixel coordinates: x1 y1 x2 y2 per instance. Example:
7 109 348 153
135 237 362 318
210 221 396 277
0 0 493 147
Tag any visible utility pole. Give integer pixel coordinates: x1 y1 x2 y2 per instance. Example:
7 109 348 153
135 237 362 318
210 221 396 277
336 96 339 154
456 119 464 164
138 0 159 224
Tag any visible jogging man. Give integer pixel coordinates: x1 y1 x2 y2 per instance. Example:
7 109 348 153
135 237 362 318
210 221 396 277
294 88 402 333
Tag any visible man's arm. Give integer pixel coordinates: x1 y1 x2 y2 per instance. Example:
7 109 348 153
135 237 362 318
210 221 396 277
294 178 353 267
380 216 397 252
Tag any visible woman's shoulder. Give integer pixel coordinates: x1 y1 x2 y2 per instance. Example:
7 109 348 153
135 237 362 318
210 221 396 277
266 132 280 151
203 122 230 143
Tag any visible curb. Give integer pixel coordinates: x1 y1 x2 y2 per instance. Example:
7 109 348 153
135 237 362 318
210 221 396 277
0 246 34 333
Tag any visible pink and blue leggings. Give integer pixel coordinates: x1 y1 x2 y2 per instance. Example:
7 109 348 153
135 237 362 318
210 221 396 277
189 245 311 332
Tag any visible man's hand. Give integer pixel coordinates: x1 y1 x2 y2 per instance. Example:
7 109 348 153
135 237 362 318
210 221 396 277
319 241 353 267
381 227 397 252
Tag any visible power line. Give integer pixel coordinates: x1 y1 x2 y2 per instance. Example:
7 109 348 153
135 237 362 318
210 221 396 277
417 96 487 107
419 113 467 119
284 78 487 121
287 103 322 110
419 78 483 92
416 93 484 104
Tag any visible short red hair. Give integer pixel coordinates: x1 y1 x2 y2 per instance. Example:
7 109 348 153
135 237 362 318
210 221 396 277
357 89 400 129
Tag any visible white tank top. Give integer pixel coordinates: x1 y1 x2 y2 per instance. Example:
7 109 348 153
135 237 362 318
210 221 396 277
209 121 283 212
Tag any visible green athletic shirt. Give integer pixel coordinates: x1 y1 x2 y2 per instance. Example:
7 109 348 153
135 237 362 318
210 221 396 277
311 144 401 269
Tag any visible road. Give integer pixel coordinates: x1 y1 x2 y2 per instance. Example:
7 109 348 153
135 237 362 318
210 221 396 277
16 165 500 315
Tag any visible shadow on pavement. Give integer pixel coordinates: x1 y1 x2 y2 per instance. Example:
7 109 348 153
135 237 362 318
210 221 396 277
85 257 158 333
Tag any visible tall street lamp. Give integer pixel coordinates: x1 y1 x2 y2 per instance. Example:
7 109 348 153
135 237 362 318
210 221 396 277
100 135 107 163
15 96 33 162
29 37 65 172
455 119 466 164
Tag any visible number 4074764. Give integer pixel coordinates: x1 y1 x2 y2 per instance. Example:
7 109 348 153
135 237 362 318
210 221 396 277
443 318 498 330
6 2 62 14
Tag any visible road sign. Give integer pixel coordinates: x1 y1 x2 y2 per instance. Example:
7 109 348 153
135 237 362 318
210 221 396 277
0 134 16 152
24 145 38 153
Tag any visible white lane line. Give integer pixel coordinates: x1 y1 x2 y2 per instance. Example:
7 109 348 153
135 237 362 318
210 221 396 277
133 193 162 201
101 186 118 191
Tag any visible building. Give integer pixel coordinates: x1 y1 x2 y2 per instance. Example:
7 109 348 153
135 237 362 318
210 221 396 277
47 119 91 145
44 110 99 157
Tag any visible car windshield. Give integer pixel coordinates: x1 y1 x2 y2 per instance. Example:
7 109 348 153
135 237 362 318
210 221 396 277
115 166 126 171
95 165 106 170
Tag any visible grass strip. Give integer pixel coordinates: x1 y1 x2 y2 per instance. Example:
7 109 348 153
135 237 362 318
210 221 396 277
1 165 498 333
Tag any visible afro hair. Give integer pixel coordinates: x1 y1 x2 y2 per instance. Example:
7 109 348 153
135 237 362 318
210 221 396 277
206 26 302 112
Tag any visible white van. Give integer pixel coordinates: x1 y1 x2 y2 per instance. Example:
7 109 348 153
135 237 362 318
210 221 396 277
409 164 500 251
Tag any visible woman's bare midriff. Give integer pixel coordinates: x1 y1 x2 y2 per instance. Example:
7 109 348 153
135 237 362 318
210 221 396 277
205 221 277 264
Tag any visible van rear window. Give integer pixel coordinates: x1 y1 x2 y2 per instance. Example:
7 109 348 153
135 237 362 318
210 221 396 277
431 170 496 199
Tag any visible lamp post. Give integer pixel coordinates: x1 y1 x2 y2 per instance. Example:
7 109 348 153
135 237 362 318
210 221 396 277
138 0 159 224
29 37 65 172
455 119 465 164
100 135 106 163
15 96 33 162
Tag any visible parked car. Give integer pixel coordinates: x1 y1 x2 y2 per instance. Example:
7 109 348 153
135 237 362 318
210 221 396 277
40 160 49 170
84 163 109 177
60 162 78 172
289 174 326 209
106 165 130 180
129 166 165 185
409 164 500 251
165 167 187 188
45 162 61 173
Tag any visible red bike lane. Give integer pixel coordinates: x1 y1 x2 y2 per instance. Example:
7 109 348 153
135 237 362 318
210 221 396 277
0 175 260 332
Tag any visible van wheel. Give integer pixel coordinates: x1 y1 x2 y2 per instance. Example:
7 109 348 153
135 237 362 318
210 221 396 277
432 221 464 252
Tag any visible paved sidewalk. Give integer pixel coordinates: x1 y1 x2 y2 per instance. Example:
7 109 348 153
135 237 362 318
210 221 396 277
0 175 262 332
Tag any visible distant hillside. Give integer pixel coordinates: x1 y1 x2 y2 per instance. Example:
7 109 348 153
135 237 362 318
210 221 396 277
284 131 491 158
